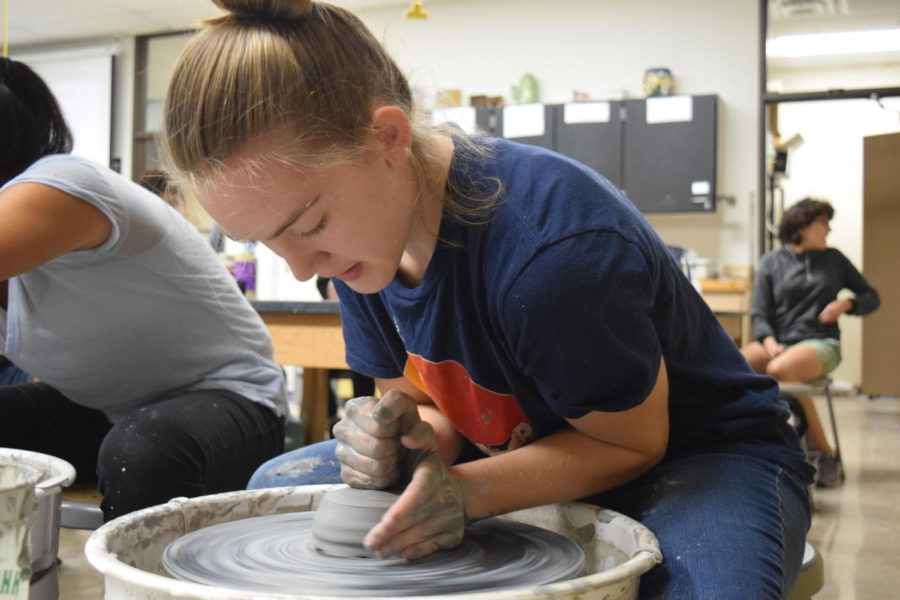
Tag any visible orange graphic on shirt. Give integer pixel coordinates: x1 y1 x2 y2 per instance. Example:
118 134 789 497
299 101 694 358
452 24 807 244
405 354 531 453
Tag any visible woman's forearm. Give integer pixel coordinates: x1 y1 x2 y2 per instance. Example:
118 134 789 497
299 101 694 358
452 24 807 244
450 427 659 520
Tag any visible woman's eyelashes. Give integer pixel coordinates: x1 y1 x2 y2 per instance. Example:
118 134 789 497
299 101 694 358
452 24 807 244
299 216 328 239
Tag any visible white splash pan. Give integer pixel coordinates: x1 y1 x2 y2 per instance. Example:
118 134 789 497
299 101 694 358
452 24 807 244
86 484 662 600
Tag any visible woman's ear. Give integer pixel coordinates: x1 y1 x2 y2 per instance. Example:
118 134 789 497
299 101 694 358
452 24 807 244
371 106 412 164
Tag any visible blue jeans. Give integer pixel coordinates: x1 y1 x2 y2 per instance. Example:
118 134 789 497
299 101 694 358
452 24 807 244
0 356 29 384
250 442 811 600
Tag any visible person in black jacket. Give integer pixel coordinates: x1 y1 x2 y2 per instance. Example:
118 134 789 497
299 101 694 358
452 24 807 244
741 198 880 487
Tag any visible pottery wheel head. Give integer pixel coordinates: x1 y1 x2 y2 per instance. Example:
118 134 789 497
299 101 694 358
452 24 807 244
311 487 400 558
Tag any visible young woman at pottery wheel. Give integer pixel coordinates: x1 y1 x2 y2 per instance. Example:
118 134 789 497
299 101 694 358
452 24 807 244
0 57 287 522
162 1 814 597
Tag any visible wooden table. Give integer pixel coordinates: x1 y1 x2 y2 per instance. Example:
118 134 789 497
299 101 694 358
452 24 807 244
253 283 752 446
252 301 348 447
699 279 751 348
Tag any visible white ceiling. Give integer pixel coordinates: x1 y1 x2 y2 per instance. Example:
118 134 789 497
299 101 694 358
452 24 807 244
7 0 212 47
768 0 900 69
768 0 900 36
5 0 900 50
3 0 425 48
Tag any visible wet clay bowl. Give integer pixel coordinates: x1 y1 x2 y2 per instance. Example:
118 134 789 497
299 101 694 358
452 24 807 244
311 486 400 558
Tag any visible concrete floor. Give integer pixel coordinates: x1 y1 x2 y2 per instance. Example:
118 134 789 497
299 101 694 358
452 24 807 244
53 392 900 598
805 394 900 599
57 529 101 599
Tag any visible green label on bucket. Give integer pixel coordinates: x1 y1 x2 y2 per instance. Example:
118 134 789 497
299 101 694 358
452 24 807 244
0 567 27 599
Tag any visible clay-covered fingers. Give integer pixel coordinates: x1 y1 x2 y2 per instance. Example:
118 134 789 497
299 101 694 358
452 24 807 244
337 390 421 437
367 513 464 561
332 398 402 460
333 440 402 489
370 388 425 435
333 390 424 489
338 395 397 437
363 456 467 560
333 395 400 488
400 419 437 452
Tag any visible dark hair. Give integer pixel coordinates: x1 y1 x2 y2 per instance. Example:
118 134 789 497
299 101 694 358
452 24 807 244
139 168 173 196
139 168 184 210
778 197 834 245
0 57 73 185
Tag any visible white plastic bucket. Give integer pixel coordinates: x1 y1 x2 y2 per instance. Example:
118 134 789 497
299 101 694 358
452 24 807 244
0 449 76 576
86 484 662 600
1 463 42 600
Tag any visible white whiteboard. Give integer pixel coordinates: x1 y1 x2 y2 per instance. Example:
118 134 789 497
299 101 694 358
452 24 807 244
16 48 113 167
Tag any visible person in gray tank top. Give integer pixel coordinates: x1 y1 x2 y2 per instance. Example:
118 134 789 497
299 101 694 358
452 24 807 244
0 57 288 521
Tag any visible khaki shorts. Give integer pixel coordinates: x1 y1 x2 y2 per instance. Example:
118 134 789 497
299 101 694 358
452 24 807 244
787 339 842 376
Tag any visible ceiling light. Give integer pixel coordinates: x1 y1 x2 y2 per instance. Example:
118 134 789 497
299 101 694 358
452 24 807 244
767 29 900 58
405 1 428 20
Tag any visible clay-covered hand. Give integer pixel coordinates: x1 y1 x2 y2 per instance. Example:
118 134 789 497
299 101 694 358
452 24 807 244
333 390 414 489
362 421 468 561
818 298 852 324
333 389 468 559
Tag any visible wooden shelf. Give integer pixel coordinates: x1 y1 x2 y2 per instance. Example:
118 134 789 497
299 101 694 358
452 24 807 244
699 278 748 293
700 284 751 348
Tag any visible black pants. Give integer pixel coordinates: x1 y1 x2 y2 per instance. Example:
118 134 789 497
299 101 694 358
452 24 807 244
0 382 284 521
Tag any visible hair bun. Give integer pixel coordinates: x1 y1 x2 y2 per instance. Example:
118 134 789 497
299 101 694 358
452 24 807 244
212 0 312 21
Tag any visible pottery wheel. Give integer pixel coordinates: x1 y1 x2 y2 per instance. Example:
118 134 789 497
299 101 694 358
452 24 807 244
162 512 585 597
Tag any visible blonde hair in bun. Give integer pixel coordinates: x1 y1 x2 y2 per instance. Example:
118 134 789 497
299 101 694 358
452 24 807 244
164 0 485 224
165 0 424 174
210 0 312 21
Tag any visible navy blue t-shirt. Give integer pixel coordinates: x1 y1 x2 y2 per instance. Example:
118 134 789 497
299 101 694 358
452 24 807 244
335 138 812 481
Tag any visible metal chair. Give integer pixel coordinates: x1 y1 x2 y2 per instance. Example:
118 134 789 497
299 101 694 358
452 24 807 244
788 542 825 600
780 377 842 469
60 483 104 530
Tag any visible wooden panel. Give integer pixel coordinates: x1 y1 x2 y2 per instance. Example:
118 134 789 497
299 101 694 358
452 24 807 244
260 312 348 369
258 310 348 445
701 291 750 313
862 132 900 396
700 278 747 293
701 290 751 347
62 483 103 503
301 369 332 444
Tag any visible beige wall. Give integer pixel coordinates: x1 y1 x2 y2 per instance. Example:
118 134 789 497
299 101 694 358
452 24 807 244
124 0 767 304
12 1 896 385
356 0 762 270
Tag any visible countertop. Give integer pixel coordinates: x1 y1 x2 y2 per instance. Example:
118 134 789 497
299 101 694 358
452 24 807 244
251 300 340 314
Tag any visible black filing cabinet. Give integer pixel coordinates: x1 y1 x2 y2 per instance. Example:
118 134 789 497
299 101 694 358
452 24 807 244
495 95 718 213
621 95 718 213
552 101 624 188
